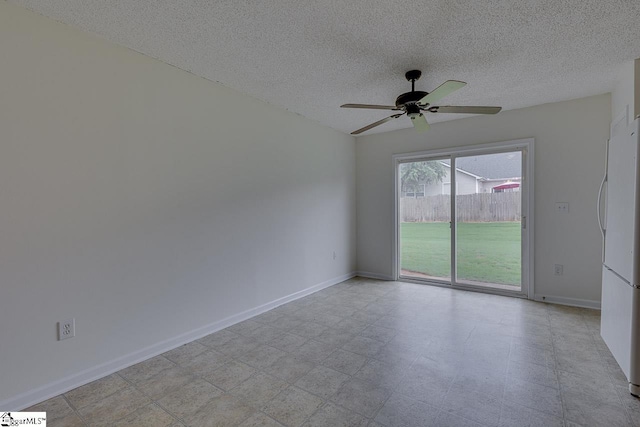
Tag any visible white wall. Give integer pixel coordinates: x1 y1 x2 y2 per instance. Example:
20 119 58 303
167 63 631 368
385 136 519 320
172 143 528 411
0 2 355 406
356 94 610 305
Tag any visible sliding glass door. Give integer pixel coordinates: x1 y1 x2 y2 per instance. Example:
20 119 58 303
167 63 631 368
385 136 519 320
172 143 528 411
454 151 522 291
396 141 530 296
398 159 451 283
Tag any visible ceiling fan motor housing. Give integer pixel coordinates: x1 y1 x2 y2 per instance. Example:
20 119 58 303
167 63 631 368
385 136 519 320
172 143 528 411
395 91 428 108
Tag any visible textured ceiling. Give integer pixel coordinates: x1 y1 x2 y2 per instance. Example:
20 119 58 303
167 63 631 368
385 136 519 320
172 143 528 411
10 0 640 135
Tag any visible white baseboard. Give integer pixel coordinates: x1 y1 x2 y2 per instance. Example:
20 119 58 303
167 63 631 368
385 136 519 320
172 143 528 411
3 271 356 410
355 271 394 281
533 294 601 310
354 274 600 310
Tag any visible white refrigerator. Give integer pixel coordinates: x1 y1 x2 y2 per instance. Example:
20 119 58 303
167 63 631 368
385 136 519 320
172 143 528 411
599 116 640 396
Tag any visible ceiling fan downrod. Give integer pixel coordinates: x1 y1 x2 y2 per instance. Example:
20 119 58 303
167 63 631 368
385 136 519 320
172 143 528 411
405 70 422 92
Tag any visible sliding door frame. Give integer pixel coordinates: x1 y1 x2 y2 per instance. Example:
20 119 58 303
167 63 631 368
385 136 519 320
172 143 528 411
392 138 535 299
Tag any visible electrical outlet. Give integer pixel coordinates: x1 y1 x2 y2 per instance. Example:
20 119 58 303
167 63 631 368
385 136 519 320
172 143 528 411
58 318 75 340
554 264 564 276
555 202 569 214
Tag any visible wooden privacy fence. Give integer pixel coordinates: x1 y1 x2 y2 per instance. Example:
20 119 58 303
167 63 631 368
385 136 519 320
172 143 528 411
401 192 521 222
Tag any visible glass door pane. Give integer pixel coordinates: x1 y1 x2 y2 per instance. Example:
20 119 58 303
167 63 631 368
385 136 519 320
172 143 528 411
399 159 451 282
454 151 522 291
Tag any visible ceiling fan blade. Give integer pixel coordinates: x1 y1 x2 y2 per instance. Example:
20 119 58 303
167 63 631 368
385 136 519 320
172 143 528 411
430 106 502 114
419 80 466 105
410 114 430 132
341 103 400 110
351 113 404 135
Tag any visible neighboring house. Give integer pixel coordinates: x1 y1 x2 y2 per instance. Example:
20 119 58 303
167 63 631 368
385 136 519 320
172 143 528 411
404 152 522 197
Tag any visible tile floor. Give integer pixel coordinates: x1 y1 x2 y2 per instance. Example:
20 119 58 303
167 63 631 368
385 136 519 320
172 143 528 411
27 277 640 426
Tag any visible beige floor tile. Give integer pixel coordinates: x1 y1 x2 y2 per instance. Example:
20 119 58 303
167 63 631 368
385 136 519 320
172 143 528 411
217 334 261 358
203 360 257 391
268 332 309 353
372 343 421 367
111 403 176 427
314 328 357 347
506 358 559 390
182 395 256 427
556 354 613 380
245 324 286 344
135 366 196 399
288 322 329 339
238 412 284 426
374 393 439 427
252 311 285 325
451 363 507 398
348 311 383 325
24 278 630 427
341 336 386 358
432 411 485 427
26 395 75 422
238 345 288 370
271 316 305 332
262 386 324 427
118 356 176 384
197 329 240 349
557 369 618 402
442 381 502 427
272 303 304 317
77 387 150 426
394 357 455 407
156 378 223 418
321 349 367 375
359 325 396 343
331 378 392 418
263 354 317 382
228 320 264 336
48 413 87 427
301 403 367 427
508 342 555 369
504 378 563 418
163 341 209 365
332 317 370 334
354 358 408 390
294 366 350 400
616 385 640 420
180 349 230 375
498 400 564 427
230 372 288 408
562 389 633 427
295 340 341 364
64 374 129 409
510 332 554 351
297 311 344 328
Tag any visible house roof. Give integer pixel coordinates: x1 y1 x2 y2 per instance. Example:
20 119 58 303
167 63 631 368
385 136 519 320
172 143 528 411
442 152 521 180
10 0 640 135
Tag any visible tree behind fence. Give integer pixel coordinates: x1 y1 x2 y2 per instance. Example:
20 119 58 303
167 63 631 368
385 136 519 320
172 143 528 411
401 192 521 222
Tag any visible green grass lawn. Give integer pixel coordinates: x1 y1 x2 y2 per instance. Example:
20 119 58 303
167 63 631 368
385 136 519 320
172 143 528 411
400 222 521 286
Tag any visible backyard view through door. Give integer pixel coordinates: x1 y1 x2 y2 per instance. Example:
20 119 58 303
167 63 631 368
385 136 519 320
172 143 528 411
399 159 451 282
399 150 523 292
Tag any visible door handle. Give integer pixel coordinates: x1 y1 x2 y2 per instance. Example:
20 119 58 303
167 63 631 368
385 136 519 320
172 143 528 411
597 139 609 237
